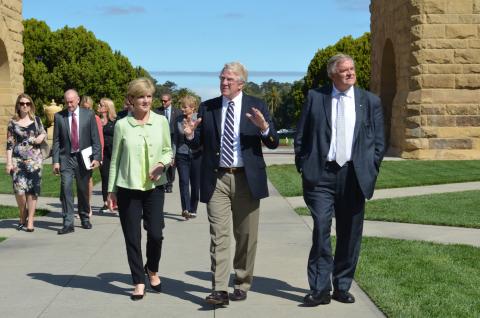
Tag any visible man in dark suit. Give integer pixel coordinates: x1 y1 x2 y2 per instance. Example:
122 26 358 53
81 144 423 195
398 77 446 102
154 93 182 193
52 89 102 235
294 54 385 306
184 62 279 305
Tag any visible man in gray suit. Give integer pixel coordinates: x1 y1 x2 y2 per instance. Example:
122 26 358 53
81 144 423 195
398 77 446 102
52 89 101 234
294 53 385 306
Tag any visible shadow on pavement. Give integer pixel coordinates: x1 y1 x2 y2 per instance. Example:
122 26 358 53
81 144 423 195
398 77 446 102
186 270 308 303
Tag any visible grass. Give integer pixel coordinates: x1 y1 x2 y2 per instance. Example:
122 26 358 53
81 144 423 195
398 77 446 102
365 190 480 228
0 163 101 197
0 205 50 219
0 238 5 243
267 160 480 197
357 237 480 317
295 190 480 228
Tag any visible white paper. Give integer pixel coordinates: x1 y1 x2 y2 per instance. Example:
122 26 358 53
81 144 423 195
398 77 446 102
81 146 93 170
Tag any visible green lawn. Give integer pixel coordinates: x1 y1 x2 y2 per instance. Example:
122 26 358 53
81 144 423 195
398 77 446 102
0 238 5 243
357 237 480 317
0 205 50 220
268 160 480 197
0 163 101 197
295 190 480 228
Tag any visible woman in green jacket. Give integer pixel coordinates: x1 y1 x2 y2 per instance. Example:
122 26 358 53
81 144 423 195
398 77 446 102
107 78 172 300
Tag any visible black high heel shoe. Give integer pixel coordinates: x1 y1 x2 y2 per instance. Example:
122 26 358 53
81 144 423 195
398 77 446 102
144 265 162 292
26 228 34 232
16 223 25 231
130 290 146 301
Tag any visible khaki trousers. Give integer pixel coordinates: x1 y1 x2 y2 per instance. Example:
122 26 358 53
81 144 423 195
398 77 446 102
207 170 260 292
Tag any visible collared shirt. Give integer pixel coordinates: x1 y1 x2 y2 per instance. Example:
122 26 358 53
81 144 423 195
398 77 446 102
327 85 356 162
107 111 173 192
164 106 171 122
68 106 80 153
220 92 244 167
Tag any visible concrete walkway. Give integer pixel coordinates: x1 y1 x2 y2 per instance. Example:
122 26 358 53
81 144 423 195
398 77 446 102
0 180 383 318
0 154 479 317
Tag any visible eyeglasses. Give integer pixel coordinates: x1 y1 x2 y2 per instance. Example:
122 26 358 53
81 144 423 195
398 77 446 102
19 102 32 106
161 100 169 103
219 76 239 84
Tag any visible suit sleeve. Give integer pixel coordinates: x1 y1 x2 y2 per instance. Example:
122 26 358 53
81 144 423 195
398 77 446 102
52 113 61 164
294 90 313 173
371 94 386 169
90 111 102 162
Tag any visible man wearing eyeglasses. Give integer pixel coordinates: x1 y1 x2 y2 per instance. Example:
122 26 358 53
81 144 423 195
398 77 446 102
154 93 181 193
184 62 279 305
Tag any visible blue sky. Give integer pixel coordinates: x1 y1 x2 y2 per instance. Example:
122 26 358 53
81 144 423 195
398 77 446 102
23 0 371 100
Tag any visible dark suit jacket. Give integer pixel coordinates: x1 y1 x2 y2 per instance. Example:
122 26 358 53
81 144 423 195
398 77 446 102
154 106 182 137
52 107 102 169
187 94 279 202
294 86 385 199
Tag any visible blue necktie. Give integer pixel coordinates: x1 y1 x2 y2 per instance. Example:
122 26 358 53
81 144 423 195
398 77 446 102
221 101 235 167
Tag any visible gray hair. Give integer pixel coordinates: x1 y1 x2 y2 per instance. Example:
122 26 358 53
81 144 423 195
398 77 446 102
221 61 248 83
327 53 355 78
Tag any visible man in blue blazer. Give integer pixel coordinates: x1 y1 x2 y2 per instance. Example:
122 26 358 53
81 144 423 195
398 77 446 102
52 89 101 235
185 62 279 305
295 54 385 306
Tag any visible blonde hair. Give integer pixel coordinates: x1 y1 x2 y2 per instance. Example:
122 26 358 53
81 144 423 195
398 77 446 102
80 96 94 109
180 95 199 112
221 61 248 83
127 78 155 99
100 97 117 121
13 93 36 120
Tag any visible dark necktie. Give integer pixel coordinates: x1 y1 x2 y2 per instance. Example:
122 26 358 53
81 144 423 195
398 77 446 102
221 101 235 167
336 93 347 167
71 112 79 152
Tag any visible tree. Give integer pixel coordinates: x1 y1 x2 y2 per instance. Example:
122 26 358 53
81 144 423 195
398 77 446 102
23 18 155 116
291 32 371 123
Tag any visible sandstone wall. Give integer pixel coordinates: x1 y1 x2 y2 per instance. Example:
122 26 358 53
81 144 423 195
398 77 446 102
0 0 24 158
371 0 480 159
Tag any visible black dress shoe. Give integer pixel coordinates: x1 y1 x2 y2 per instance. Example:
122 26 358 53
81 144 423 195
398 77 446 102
332 290 355 303
206 291 229 305
229 289 247 301
165 187 172 193
144 265 162 293
57 226 74 235
81 221 92 229
303 291 331 306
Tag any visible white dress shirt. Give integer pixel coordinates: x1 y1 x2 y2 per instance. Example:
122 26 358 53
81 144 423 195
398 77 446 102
327 85 356 162
220 92 244 167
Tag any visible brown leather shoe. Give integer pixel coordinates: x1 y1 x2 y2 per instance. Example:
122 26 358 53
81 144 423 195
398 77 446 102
229 289 247 301
205 291 229 305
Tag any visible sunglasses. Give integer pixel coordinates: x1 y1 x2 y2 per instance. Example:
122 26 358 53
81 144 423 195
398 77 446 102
161 100 169 103
19 102 32 106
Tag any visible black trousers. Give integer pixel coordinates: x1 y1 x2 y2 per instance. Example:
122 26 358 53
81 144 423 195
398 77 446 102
165 166 176 190
117 186 165 285
303 162 365 293
176 152 201 213
100 154 111 202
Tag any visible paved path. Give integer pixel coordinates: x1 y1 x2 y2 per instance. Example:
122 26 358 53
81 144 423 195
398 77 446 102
0 181 383 318
1 154 479 317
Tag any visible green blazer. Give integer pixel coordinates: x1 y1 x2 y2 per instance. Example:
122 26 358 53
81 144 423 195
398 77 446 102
108 111 173 192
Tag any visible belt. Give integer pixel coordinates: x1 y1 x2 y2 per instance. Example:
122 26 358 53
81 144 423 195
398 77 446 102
218 167 245 174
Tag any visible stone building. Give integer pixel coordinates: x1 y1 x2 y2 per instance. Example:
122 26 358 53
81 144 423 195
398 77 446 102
0 0 23 158
371 0 480 159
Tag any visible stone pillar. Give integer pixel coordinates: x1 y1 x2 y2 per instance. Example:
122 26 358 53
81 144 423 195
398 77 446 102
371 0 480 159
0 1 24 158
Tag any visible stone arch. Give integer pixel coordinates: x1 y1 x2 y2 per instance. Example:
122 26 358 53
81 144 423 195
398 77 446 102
379 39 396 151
0 37 12 99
